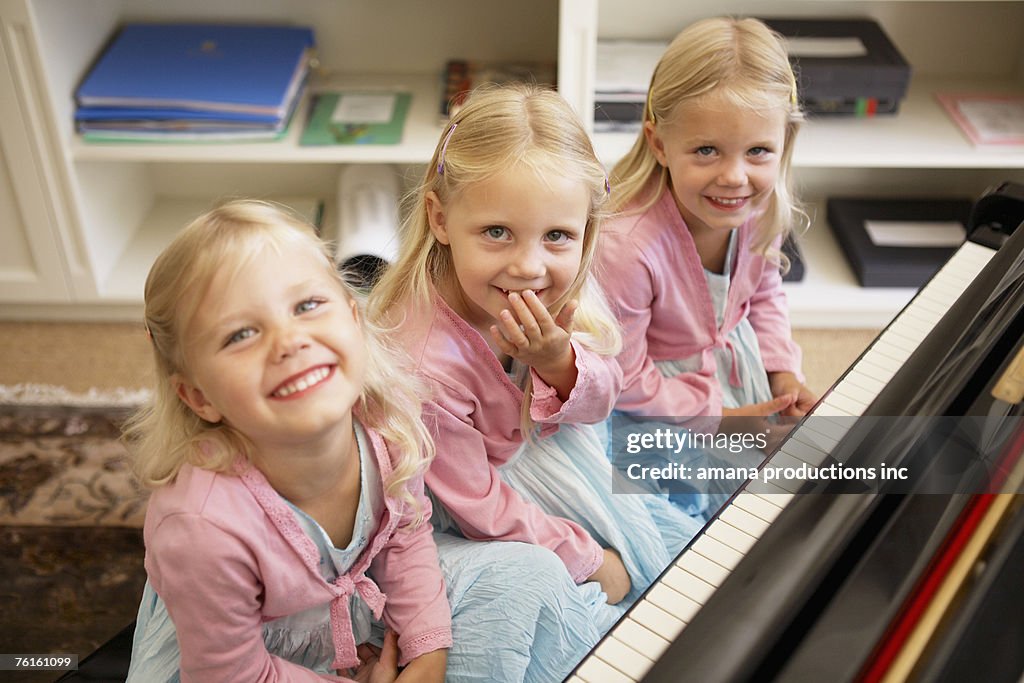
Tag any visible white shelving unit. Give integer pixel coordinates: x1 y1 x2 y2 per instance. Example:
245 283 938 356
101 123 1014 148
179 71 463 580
0 0 1022 327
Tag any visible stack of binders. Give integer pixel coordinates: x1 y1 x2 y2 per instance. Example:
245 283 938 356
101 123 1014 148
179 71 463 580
74 23 315 142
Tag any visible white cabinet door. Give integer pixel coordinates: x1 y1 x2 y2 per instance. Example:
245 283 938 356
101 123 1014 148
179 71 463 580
0 5 69 302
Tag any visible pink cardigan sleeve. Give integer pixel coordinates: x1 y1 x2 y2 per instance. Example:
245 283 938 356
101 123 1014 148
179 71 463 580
147 513 345 682
529 339 622 423
370 474 453 666
746 237 805 380
599 232 722 417
422 387 604 583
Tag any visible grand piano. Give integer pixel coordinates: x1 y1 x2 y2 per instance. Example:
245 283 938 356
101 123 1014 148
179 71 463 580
569 181 1024 683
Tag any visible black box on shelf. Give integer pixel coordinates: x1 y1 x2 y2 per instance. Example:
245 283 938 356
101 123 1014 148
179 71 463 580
826 197 973 288
761 18 911 116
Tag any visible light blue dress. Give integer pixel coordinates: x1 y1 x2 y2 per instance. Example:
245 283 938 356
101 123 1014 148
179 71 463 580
127 422 614 682
608 231 774 519
429 362 703 616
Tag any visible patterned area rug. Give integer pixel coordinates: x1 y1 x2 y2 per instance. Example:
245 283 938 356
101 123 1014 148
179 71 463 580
0 397 148 681
1 404 148 527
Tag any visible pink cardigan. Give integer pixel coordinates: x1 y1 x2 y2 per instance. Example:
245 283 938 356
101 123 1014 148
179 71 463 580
597 188 803 418
400 293 622 583
143 426 452 681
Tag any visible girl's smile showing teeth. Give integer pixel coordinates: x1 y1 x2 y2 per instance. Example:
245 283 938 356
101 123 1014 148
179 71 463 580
270 365 334 399
706 196 747 209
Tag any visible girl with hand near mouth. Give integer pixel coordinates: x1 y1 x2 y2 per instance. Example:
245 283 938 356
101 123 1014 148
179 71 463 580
369 84 702 682
597 17 819 519
125 200 467 682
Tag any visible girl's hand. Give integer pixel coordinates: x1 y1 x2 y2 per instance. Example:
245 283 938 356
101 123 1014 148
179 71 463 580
490 291 579 398
768 372 818 417
722 396 796 452
587 547 631 605
395 648 447 682
351 630 399 683
722 395 794 418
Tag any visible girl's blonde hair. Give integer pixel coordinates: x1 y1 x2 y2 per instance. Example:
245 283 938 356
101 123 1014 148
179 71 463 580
369 83 621 432
123 200 434 523
611 16 806 260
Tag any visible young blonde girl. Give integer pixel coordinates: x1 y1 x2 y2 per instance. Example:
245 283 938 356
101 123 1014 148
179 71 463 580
598 17 818 517
369 84 702 674
122 200 446 682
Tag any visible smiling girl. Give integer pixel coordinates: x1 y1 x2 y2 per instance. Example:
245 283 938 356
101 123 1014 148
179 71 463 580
122 200 452 682
368 84 702 682
596 16 818 519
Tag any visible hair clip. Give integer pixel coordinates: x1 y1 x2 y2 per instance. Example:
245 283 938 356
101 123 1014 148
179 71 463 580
437 123 458 175
604 176 611 196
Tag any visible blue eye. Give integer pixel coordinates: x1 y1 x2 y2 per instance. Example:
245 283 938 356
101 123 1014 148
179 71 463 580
225 327 255 347
295 298 322 314
696 146 716 156
749 146 770 157
546 230 571 244
484 226 509 240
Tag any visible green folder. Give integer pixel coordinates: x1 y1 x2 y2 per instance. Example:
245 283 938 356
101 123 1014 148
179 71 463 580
300 91 410 145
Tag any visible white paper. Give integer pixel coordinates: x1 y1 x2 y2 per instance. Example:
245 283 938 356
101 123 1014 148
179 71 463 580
783 36 867 58
864 220 966 247
956 100 1024 138
595 40 669 92
331 93 396 124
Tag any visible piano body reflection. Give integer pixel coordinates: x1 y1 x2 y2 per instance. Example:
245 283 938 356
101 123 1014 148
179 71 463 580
569 181 1024 683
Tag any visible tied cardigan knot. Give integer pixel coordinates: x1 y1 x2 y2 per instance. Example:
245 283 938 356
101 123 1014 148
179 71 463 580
705 335 742 388
329 572 387 670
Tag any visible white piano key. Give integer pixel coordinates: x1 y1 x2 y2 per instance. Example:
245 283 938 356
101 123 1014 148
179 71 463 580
719 505 771 538
691 534 745 570
839 370 886 397
577 654 634 683
705 518 759 553
732 491 784 523
798 419 847 446
594 636 655 681
567 676 587 683
767 449 806 472
869 336 911 363
907 295 946 316
749 491 790 512
825 391 868 417
781 437 832 467
794 424 841 453
631 599 687 641
745 477 795 499
835 381 882 407
849 358 894 384
816 399 858 419
677 547 731 587
647 583 702 623
862 349 903 374
661 565 717 605
614 619 672 661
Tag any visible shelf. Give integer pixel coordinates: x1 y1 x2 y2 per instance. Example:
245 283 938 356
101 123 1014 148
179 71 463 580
99 195 324 301
783 203 915 329
594 76 1024 169
70 73 447 165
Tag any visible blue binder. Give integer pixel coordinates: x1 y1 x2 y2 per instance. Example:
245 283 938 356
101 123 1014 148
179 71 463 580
75 23 314 117
74 106 282 124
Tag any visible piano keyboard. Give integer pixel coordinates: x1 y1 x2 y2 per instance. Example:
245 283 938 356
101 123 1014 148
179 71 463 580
567 240 998 683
